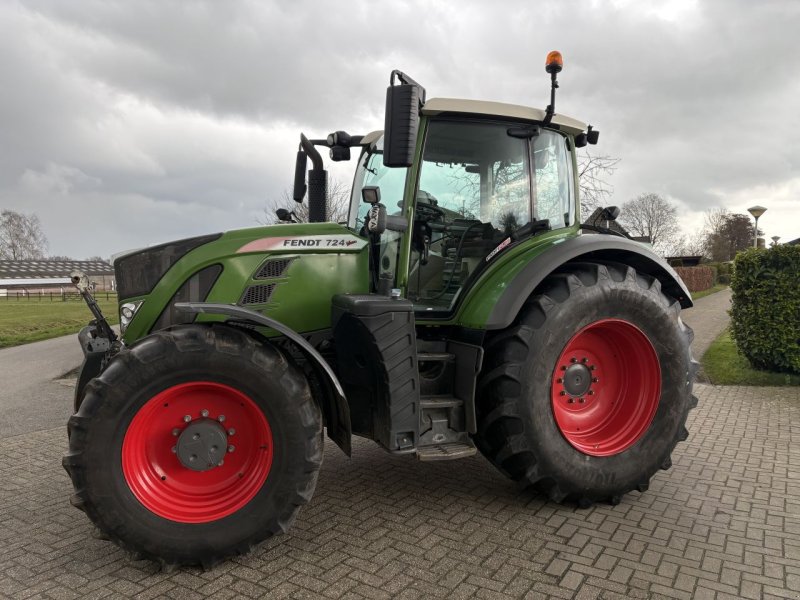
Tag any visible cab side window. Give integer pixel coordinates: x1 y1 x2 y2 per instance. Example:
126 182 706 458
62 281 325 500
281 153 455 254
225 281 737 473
533 130 573 229
408 121 531 310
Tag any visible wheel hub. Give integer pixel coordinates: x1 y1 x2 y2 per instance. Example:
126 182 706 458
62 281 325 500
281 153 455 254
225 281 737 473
176 418 229 471
563 363 592 397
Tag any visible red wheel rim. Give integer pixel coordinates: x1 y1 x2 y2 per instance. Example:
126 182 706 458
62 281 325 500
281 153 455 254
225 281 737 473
122 382 273 523
550 319 661 457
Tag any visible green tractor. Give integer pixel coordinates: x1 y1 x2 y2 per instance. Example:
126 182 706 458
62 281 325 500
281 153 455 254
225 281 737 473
64 53 697 568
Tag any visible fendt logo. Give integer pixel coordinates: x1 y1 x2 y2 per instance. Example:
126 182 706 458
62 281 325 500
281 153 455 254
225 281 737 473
237 235 367 253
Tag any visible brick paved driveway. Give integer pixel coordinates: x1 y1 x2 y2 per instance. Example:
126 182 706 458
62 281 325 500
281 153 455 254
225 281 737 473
1 381 799 599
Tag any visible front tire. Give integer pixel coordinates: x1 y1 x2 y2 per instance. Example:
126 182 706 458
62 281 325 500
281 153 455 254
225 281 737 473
63 324 322 568
475 262 697 505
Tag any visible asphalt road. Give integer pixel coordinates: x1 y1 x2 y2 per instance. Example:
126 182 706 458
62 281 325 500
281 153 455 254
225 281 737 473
0 333 82 437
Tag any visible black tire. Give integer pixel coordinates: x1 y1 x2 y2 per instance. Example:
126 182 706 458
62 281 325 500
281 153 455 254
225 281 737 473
475 262 698 505
63 324 323 568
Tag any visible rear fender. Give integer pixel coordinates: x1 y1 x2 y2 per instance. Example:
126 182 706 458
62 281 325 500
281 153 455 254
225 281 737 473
485 235 692 330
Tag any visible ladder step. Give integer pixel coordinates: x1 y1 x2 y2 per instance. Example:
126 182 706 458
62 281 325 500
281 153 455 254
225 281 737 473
417 352 455 363
417 442 477 461
420 396 461 409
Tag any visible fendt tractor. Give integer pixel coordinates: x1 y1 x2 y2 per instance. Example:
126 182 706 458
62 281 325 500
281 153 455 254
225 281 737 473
64 52 697 568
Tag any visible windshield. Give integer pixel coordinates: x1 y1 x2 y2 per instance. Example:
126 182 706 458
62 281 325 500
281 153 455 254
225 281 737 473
348 136 409 233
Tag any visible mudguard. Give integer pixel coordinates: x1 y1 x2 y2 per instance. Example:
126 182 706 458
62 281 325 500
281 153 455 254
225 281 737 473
485 234 693 330
175 302 352 455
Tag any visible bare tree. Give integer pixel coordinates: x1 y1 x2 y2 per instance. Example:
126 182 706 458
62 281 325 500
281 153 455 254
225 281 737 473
0 209 49 259
668 231 707 257
260 179 351 225
577 151 621 218
617 193 680 255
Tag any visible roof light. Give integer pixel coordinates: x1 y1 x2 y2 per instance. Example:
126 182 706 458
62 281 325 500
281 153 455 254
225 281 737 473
546 51 563 74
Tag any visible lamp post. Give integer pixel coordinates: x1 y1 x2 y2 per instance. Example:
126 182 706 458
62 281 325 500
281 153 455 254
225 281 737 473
747 205 767 248
771 235 780 247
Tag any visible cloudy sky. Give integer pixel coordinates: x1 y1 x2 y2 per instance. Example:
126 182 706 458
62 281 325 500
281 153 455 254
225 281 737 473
2 0 799 258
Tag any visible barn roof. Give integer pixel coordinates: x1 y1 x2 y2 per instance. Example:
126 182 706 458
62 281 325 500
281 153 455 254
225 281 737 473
0 260 113 279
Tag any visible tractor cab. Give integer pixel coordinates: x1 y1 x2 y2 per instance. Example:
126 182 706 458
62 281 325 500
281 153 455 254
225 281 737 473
347 106 584 313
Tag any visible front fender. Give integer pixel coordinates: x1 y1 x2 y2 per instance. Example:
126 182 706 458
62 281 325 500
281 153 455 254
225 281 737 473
483 235 692 330
175 302 351 455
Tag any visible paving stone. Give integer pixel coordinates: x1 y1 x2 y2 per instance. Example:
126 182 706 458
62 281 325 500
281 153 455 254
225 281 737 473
2 289 800 599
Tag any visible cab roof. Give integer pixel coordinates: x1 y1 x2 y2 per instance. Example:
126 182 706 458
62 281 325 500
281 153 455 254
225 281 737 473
421 98 587 135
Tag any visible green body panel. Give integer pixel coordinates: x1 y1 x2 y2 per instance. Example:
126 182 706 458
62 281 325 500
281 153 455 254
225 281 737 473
440 225 579 329
121 222 369 344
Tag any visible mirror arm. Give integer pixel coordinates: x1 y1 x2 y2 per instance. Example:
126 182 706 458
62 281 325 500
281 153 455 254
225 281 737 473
300 133 323 170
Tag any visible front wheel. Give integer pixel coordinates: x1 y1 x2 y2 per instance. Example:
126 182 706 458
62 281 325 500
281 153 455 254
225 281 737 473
63 324 322 568
475 262 697 505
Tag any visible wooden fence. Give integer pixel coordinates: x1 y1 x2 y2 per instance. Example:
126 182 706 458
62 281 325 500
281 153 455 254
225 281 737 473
0 291 117 302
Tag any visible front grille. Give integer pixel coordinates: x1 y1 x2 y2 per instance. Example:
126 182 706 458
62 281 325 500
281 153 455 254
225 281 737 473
255 258 293 279
241 284 276 305
115 233 221 299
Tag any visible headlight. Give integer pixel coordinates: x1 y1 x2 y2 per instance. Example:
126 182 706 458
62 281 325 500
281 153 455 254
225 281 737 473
120 301 143 334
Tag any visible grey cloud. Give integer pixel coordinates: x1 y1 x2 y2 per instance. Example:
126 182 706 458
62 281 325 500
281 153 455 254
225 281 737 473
2 0 799 257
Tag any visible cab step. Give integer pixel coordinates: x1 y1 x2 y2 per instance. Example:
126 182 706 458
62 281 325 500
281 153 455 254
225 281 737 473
416 441 477 461
417 352 455 364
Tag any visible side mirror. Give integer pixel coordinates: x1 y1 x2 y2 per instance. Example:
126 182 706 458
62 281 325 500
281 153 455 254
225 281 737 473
599 206 620 221
292 150 307 202
384 71 425 168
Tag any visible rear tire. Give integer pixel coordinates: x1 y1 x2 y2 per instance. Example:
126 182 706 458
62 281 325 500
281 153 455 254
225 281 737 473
475 262 697 505
63 324 322 568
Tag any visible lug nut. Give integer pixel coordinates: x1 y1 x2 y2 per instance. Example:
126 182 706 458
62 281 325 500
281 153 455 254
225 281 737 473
559 391 566 396
582 357 588 363
578 398 585 403
592 377 599 383
567 398 574 404
227 445 235 453
556 378 563 384
201 409 209 418
228 428 235 436
217 459 224 467
588 390 595 396
570 357 578 363
172 428 180 436
218 415 226 423
183 415 191 423
590 365 596 371
171 446 177 453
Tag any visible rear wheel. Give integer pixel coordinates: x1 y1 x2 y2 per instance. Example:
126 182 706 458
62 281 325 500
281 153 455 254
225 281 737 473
475 262 697 505
63 324 322 568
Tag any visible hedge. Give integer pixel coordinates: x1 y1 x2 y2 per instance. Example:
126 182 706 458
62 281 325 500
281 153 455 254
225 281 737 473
730 245 800 374
674 266 715 292
706 261 733 285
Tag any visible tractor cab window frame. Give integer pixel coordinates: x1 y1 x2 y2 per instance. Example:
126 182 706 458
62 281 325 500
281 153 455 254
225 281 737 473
407 118 574 315
349 137 410 292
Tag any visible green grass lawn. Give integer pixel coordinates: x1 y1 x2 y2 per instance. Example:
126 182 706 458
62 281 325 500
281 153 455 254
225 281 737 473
691 284 728 300
703 328 800 386
0 296 119 348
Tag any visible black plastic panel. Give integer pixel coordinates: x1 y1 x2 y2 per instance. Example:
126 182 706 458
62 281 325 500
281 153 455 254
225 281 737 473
151 264 223 332
332 294 419 452
115 233 221 300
